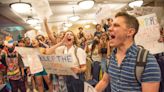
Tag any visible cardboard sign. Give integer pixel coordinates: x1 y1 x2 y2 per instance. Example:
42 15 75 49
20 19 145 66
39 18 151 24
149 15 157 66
15 47 43 74
136 13 164 54
39 54 76 75
0 84 6 91
84 82 97 92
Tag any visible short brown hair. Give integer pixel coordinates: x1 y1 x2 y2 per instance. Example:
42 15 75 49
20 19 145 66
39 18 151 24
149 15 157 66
115 12 139 37
78 27 83 30
107 18 113 22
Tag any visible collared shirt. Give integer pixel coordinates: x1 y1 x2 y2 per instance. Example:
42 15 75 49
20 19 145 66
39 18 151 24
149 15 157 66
107 44 161 92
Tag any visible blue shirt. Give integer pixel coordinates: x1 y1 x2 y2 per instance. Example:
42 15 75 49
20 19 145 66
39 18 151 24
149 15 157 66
107 44 161 92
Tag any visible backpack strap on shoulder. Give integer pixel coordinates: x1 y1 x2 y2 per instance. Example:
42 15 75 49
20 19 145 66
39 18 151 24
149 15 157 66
135 46 149 84
74 46 80 66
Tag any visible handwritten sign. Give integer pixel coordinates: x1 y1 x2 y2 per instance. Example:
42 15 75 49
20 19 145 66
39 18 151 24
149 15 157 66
84 82 97 92
0 84 5 91
135 13 164 54
15 47 43 74
39 54 75 75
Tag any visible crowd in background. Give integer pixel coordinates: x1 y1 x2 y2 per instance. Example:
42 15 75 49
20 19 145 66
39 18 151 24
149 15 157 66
0 17 114 92
0 12 164 92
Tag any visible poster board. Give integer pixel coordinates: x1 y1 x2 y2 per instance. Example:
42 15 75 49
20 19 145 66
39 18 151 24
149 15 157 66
38 54 76 75
135 13 164 54
15 47 43 74
0 84 5 91
84 82 96 92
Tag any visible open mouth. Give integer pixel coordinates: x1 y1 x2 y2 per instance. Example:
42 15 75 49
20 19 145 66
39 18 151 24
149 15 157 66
67 38 72 41
109 35 115 40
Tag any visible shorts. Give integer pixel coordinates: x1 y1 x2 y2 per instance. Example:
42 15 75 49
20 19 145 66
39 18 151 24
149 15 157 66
34 68 47 76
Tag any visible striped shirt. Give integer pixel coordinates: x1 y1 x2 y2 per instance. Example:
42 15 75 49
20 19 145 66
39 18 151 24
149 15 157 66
107 44 161 92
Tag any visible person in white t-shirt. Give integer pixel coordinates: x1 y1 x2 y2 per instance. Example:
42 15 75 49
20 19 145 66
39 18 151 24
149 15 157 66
45 30 87 92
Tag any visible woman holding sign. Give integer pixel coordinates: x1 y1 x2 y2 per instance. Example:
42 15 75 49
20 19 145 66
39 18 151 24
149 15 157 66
45 30 87 92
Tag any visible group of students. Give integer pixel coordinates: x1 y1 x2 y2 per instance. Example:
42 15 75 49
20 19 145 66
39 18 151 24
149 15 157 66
0 11 162 92
0 17 107 92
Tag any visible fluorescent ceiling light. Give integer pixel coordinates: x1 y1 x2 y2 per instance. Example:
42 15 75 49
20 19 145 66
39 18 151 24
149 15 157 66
129 0 143 8
78 0 94 9
10 1 31 13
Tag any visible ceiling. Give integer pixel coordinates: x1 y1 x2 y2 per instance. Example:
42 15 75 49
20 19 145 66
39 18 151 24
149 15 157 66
0 2 33 35
0 0 164 32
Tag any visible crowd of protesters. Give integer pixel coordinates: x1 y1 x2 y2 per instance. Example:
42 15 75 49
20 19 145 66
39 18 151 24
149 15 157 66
0 15 113 92
0 12 163 92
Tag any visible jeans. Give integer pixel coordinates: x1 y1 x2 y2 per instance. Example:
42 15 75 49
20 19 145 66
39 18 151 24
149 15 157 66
65 75 84 92
9 79 26 92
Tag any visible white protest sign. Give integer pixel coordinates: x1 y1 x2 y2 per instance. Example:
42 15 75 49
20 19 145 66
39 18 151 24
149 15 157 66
39 54 75 75
135 13 164 54
31 0 52 19
84 82 97 92
15 47 30 67
15 47 43 74
0 84 5 90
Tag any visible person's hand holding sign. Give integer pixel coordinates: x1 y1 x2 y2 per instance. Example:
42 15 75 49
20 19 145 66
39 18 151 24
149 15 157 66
71 67 82 74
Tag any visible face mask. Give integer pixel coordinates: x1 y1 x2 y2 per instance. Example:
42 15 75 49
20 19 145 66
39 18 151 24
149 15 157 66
8 47 14 53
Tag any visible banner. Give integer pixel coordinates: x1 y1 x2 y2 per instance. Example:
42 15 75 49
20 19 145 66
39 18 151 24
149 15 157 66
39 54 75 75
15 47 43 74
136 13 164 54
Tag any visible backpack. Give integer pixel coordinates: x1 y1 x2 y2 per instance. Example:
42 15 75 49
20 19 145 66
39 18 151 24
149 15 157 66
74 46 92 81
108 46 149 84
74 46 86 81
135 46 149 84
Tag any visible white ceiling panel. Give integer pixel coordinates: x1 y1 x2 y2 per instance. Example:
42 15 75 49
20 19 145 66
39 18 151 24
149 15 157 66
0 0 163 29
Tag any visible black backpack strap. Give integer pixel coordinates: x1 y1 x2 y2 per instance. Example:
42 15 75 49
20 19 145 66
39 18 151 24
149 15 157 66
135 46 149 84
